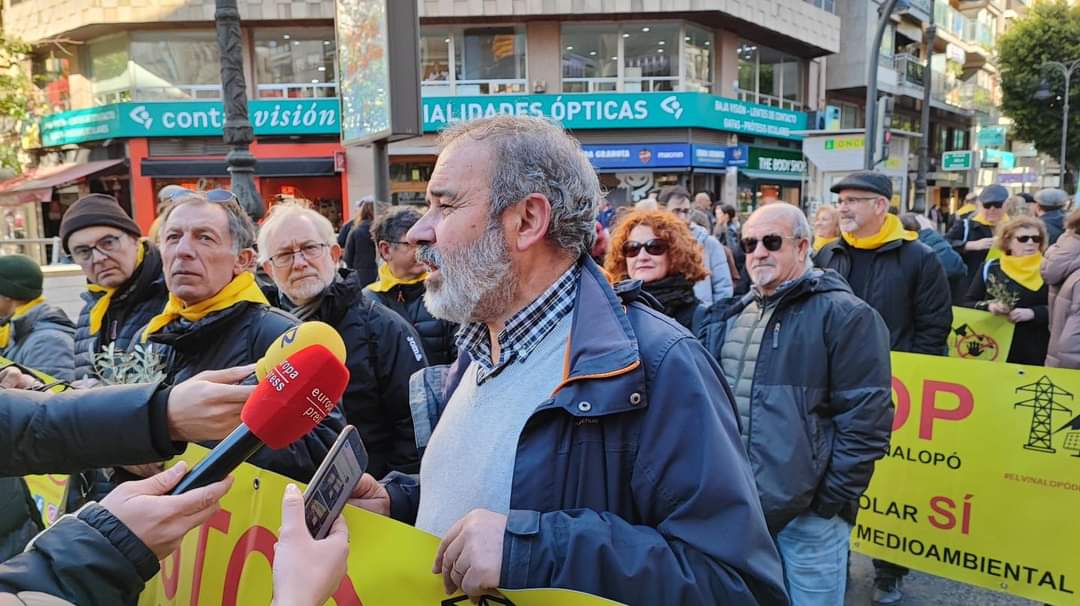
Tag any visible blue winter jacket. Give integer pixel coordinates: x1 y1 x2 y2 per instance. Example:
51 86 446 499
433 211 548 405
387 257 789 606
918 228 966 281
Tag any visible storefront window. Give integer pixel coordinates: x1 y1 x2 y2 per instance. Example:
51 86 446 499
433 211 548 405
562 24 619 93
683 24 712 93
32 54 71 113
131 31 221 101
623 23 678 92
89 35 131 105
254 28 337 98
736 41 804 110
419 25 526 95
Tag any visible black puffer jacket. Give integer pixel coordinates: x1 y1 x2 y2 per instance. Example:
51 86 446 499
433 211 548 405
364 280 458 366
0 503 159 606
304 270 427 478
73 241 168 381
815 237 952 355
0 478 42 563
946 218 996 299
140 300 343 482
694 269 894 533
344 220 378 287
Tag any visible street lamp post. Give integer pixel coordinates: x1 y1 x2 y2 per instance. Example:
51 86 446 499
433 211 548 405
913 5 936 213
215 0 264 221
1034 58 1080 193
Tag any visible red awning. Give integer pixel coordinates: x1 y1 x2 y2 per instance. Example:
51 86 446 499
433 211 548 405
0 159 126 206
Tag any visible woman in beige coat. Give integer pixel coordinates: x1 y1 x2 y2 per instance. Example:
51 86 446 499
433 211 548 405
1042 208 1080 368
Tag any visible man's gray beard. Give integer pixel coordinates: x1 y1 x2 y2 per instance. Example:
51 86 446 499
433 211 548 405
420 223 517 325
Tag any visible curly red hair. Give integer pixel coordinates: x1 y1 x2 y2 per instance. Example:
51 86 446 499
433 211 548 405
604 209 709 283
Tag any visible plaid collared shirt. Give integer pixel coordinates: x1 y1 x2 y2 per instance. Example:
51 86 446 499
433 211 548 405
456 263 580 384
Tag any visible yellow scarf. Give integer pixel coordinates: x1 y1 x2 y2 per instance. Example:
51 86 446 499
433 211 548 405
998 253 1044 292
141 271 268 342
812 236 839 252
366 262 428 294
0 295 46 349
841 214 918 250
87 241 146 336
956 203 977 217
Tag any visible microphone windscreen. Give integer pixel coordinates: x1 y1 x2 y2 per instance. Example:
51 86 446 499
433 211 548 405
255 321 348 381
242 344 350 449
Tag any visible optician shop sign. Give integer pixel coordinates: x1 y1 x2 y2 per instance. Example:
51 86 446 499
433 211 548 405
422 93 808 140
39 99 341 147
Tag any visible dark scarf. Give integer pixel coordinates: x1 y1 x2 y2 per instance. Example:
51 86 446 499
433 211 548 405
642 274 699 317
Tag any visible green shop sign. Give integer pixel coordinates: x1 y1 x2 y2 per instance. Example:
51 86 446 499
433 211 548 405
40 99 341 147
747 147 806 174
421 92 808 140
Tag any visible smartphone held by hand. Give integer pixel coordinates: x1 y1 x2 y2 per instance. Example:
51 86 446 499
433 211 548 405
304 424 368 539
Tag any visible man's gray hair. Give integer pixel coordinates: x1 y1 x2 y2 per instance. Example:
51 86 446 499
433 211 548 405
372 206 422 245
438 115 599 259
257 202 336 263
160 191 256 254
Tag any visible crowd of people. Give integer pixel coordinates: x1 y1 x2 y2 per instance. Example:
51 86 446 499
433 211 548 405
0 113 1078 606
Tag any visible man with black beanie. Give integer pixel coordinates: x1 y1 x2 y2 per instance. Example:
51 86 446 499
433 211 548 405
59 194 168 382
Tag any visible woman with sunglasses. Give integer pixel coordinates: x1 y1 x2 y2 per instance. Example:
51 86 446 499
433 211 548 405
963 216 1050 365
604 210 708 330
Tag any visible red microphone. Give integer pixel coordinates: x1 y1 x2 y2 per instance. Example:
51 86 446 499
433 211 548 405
169 344 350 495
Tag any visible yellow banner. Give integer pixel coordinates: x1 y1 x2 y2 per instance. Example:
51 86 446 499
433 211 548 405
947 306 1015 362
852 352 1080 604
129 446 620 606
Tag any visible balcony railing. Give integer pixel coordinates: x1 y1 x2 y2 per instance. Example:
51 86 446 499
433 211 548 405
736 90 803 111
895 54 926 88
256 83 337 99
934 1 995 51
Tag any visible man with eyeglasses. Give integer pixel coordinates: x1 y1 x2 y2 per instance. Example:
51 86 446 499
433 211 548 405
364 206 458 366
138 190 342 483
815 172 951 606
815 172 951 356
60 194 169 383
694 202 892 606
945 184 1009 300
258 202 428 478
659 185 733 304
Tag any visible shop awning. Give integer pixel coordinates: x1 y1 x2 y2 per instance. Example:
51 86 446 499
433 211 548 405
141 158 336 178
0 159 126 206
740 169 805 182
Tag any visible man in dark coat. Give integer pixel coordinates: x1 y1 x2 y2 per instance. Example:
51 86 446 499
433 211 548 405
700 203 892 604
946 184 1008 300
365 206 459 365
347 115 787 604
258 202 427 478
138 191 342 483
816 172 952 356
59 194 169 382
1034 188 1069 246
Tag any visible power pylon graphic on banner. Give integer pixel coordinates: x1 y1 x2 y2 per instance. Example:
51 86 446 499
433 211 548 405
1014 376 1074 453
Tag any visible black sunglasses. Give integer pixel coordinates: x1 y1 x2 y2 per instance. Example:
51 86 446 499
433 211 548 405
1015 235 1042 244
741 234 795 254
622 239 670 258
981 200 1005 209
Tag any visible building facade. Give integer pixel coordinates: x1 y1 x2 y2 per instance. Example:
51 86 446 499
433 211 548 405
2 0 841 244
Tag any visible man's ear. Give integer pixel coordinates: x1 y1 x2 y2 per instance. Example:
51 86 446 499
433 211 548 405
235 248 255 274
376 240 391 262
505 193 553 253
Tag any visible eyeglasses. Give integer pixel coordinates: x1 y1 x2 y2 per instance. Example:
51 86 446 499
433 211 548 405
741 234 796 254
71 235 124 263
1014 235 1042 244
669 207 690 215
981 201 1005 209
622 239 670 258
268 243 329 268
836 196 880 206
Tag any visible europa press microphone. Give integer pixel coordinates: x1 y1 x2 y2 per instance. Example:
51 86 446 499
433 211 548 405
251 321 348 382
169 344 350 495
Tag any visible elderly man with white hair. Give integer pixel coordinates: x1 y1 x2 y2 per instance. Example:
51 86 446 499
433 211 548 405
696 202 893 606
257 202 428 479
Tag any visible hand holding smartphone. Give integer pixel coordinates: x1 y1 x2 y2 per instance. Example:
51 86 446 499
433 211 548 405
304 425 368 539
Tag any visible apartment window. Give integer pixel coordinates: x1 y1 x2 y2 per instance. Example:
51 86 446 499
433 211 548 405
805 0 835 12
88 35 131 105
254 28 336 98
131 31 221 101
560 22 710 94
419 25 526 96
737 41 804 110
32 55 71 113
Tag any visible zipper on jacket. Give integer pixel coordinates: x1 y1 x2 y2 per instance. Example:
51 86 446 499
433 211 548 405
772 322 780 349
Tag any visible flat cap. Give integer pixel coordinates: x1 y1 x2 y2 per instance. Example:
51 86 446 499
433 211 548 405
978 184 1009 204
1034 188 1068 209
830 171 892 199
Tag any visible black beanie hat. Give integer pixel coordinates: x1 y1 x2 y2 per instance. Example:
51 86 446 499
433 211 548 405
59 194 142 253
0 254 43 300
